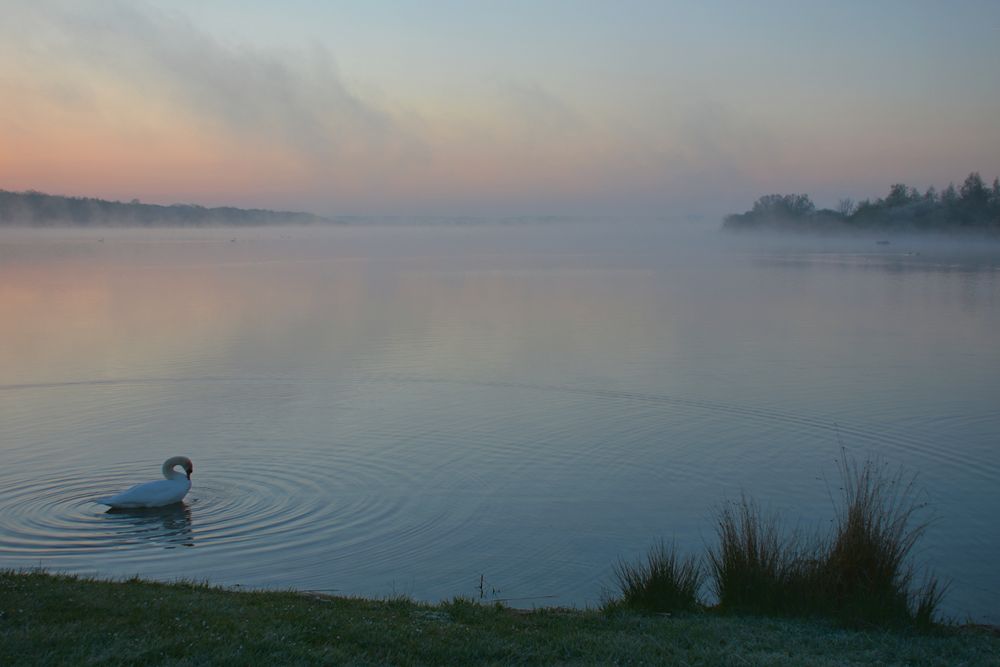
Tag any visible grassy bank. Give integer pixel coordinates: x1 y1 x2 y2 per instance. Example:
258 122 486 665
2 572 997 666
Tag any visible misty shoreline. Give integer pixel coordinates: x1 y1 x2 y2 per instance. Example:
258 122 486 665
0 189 331 228
723 173 1000 238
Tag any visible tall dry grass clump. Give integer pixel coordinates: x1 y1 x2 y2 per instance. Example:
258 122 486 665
608 454 946 628
703 454 946 627
820 456 946 626
707 496 804 614
608 540 703 613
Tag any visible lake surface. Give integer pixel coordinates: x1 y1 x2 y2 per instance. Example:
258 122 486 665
1 223 998 622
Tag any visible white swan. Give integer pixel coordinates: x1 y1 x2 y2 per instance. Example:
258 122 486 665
97 456 193 509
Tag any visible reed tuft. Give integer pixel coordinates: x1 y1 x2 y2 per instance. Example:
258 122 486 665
703 455 946 627
608 540 703 613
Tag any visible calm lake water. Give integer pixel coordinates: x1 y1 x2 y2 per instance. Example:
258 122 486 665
1 223 998 622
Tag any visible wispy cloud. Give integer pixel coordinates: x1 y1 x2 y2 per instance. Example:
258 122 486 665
0 1 424 190
0 2 799 214
8 1 991 215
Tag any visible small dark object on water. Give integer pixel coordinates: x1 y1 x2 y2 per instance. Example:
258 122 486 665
876 240 890 245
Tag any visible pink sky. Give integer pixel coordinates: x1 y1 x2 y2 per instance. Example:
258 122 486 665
2 1 999 217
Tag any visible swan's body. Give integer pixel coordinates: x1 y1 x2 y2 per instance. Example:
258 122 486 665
97 456 193 509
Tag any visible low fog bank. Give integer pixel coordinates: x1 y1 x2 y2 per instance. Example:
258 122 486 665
4 217 995 279
716 229 1000 280
0 217 725 272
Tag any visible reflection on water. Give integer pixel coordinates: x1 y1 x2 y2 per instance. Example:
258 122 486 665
102 504 194 549
0 224 998 623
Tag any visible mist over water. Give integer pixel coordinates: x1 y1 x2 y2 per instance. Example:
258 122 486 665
1 222 997 622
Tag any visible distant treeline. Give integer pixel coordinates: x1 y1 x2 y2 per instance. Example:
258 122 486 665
723 172 1000 234
0 190 330 227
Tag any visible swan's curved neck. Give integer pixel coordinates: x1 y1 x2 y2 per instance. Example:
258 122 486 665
162 456 191 480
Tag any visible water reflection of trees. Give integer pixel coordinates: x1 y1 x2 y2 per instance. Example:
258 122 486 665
103 504 194 548
751 254 999 276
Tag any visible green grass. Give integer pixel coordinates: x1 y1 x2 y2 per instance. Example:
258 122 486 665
2 571 998 666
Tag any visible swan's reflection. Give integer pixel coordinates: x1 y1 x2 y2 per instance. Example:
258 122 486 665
102 503 194 548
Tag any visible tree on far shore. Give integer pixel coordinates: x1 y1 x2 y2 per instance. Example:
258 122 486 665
723 172 1000 233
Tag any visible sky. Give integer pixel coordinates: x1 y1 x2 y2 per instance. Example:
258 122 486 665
1 0 999 218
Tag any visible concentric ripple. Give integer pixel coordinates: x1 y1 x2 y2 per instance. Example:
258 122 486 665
0 432 485 585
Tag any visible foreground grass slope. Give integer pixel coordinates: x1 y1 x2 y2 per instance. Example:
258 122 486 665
2 572 997 666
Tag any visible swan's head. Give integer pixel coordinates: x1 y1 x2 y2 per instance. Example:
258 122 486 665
163 456 194 481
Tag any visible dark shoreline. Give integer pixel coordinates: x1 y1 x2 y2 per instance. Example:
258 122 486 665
0 189 331 228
